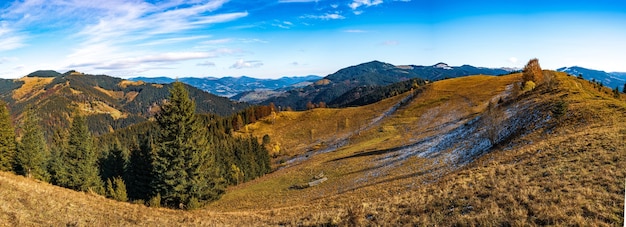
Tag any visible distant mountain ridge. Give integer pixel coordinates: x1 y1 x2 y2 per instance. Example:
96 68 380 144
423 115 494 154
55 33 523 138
557 66 626 91
130 75 322 98
239 61 512 110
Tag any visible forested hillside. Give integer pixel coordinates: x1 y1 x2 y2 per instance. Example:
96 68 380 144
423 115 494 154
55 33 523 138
0 81 271 210
0 70 249 137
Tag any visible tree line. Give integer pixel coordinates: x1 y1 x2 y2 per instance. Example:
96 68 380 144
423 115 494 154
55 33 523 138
0 82 271 209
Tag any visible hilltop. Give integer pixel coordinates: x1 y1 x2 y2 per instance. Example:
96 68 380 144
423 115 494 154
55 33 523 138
0 69 624 225
0 70 249 137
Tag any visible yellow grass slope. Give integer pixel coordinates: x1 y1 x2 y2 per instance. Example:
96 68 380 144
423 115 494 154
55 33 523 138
12 77 55 102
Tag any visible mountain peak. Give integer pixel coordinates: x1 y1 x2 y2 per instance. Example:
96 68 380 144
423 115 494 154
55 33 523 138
433 62 452 70
26 70 62 78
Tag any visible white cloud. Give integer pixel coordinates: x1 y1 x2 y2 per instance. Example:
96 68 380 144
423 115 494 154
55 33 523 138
68 49 239 71
230 59 263 69
302 13 346 20
139 36 211 46
200 38 233 45
2 0 249 73
0 25 26 51
349 0 383 10
508 57 518 64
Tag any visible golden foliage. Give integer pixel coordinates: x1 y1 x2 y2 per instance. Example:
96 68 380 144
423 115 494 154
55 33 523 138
12 77 55 101
117 80 145 88
522 58 543 84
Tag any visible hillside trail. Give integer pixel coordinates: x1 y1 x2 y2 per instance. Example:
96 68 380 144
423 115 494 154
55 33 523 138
283 90 420 167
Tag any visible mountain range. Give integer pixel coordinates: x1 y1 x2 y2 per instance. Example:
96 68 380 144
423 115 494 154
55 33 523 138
235 61 514 110
130 75 322 98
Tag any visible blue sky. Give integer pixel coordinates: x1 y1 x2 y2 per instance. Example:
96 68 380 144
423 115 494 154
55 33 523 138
0 0 625 79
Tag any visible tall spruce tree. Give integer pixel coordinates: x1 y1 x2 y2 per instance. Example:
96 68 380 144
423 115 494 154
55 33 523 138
126 134 156 201
0 101 16 172
153 82 225 208
60 113 104 193
100 139 128 183
48 128 69 186
16 108 49 180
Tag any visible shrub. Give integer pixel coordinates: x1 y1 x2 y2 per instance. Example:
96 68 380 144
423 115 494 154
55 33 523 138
522 58 543 84
149 193 161 208
523 81 536 92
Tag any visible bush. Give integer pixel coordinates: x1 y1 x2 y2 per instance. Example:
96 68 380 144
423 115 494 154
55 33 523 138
523 81 536 92
148 193 161 208
186 197 201 210
522 58 543 84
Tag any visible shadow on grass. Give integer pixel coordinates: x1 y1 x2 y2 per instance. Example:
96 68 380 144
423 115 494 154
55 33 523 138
327 146 407 163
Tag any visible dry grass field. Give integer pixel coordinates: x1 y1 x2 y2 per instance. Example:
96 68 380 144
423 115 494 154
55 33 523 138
0 72 624 226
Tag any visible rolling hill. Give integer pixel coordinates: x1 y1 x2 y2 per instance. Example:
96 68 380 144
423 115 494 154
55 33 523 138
1 69 624 225
0 70 249 137
130 75 322 98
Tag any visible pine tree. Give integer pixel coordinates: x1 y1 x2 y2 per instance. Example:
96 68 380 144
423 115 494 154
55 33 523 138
49 128 69 186
623 83 626 94
62 113 104 193
153 82 225 208
126 134 155 201
100 139 128 183
0 101 16 172
15 108 49 180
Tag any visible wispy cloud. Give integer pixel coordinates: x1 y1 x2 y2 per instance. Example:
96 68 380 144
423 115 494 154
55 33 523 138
302 12 346 20
230 59 263 69
3 0 249 73
349 0 383 10
0 25 26 51
200 38 233 45
69 49 239 71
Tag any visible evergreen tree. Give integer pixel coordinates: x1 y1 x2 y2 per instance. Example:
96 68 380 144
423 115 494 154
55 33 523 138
0 101 16 172
15 108 49 180
126 134 155 201
60 113 104 193
100 139 128 183
623 83 626 94
153 82 225 208
48 128 69 186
